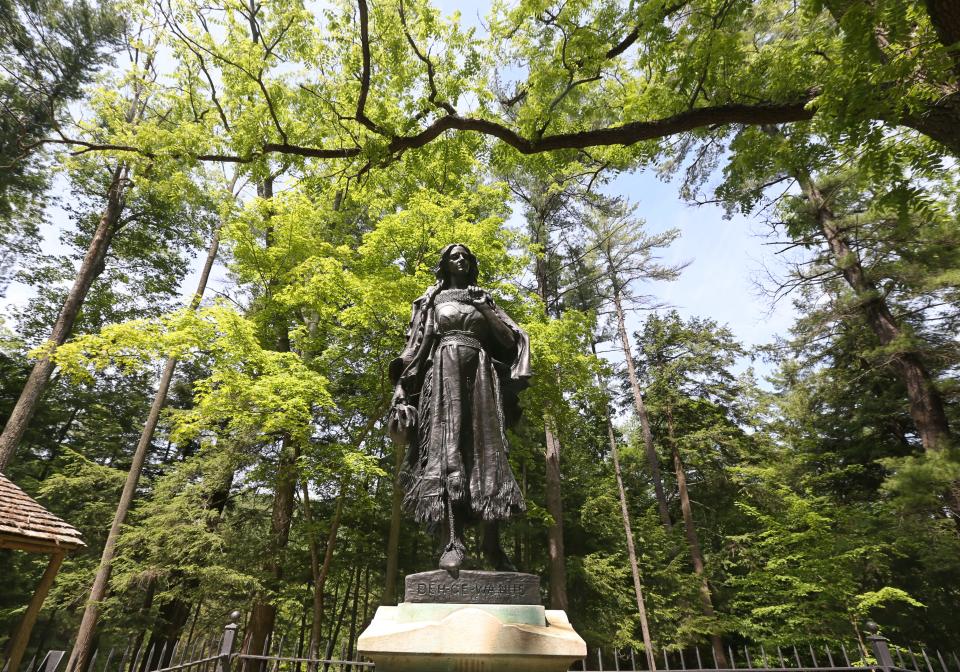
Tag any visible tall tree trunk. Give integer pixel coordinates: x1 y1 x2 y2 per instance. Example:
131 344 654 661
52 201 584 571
65 220 224 672
138 598 191 672
304 411 378 665
382 442 404 605
127 579 156 672
300 481 322 664
361 565 370 627
543 417 568 611
667 409 726 666
302 484 344 666
344 564 362 671
533 245 569 611
590 340 657 669
797 174 952 454
0 163 127 472
294 606 307 672
0 41 157 473
611 286 672 531
245 437 300 671
322 565 356 672
605 417 657 670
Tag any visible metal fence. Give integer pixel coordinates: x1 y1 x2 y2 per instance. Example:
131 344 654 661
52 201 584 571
578 626 960 672
19 615 958 672
14 614 372 672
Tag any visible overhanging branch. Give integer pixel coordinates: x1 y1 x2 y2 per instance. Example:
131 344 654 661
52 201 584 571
40 97 817 164
387 97 816 155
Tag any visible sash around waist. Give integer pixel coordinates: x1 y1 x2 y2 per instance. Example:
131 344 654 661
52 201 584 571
438 330 484 351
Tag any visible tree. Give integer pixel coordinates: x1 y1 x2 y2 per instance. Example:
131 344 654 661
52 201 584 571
63 210 226 672
585 199 683 533
634 312 756 658
0 31 217 472
714 124 958 509
36 0 960 172
0 0 122 279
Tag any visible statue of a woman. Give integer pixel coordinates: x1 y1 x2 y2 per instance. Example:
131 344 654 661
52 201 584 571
388 243 531 574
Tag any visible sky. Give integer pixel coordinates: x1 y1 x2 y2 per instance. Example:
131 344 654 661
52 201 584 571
608 170 798 351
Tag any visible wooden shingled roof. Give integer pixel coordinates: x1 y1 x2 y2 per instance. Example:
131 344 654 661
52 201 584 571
0 473 85 554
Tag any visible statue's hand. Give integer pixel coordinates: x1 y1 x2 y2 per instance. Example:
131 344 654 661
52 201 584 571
388 402 416 446
468 285 492 310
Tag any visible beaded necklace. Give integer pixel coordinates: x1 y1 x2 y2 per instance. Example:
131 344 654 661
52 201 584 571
434 288 474 306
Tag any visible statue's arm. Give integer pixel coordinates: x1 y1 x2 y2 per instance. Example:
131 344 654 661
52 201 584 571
390 295 428 405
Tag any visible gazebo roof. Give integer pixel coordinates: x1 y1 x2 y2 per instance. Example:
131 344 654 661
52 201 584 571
0 473 85 554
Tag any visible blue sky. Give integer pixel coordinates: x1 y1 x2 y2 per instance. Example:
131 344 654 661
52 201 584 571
607 170 797 351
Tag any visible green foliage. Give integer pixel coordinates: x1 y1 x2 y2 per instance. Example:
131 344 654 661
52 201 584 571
0 0 123 291
3 0 960 662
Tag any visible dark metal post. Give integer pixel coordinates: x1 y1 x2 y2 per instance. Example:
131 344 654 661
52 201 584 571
866 622 895 672
218 612 240 672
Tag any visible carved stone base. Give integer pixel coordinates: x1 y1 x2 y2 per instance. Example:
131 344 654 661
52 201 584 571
356 604 586 672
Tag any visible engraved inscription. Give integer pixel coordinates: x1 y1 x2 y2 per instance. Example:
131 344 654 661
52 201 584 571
415 581 529 597
404 570 540 605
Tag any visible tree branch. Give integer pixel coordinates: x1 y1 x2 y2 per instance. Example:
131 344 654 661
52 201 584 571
606 27 639 59
41 95 822 164
398 0 456 116
388 97 816 155
354 0 381 133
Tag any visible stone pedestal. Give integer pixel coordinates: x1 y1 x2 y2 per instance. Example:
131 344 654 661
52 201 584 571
357 571 586 672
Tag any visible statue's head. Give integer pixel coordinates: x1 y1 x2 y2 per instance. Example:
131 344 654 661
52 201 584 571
433 243 479 287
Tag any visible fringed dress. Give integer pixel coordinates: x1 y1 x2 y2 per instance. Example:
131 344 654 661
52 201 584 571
390 287 531 528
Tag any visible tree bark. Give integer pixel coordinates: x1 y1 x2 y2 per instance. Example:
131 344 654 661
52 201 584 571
294 607 307 672
0 163 127 472
382 442 404 605
302 483 344 666
543 417 568 611
611 286 673 532
605 417 657 670
797 175 953 453
588 338 657 668
532 237 569 611
344 564 362 672
300 481 322 664
322 565 356 672
65 220 224 672
668 409 727 667
245 437 301 671
138 598 191 672
924 0 960 74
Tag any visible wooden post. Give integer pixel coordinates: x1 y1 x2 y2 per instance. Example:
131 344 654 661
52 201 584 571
6 552 65 672
217 612 239 672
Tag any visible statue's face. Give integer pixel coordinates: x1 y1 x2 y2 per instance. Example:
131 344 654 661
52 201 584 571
445 246 471 282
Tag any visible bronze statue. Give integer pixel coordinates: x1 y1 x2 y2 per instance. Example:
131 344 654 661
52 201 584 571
388 243 531 574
